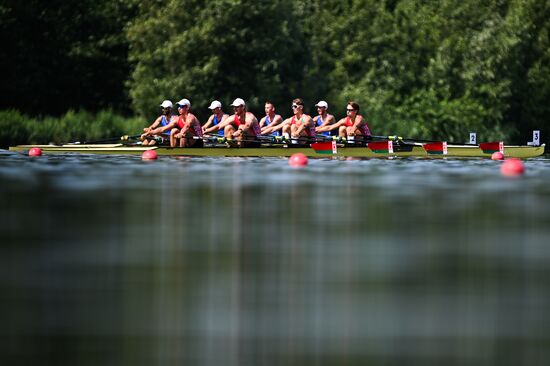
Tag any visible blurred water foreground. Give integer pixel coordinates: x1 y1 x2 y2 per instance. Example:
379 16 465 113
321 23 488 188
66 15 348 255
1 152 550 366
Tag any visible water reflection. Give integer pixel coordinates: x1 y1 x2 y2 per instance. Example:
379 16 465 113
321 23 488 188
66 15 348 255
1 152 550 365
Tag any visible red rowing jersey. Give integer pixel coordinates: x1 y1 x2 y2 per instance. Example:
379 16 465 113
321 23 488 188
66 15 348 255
291 115 316 137
177 114 203 137
235 112 261 136
345 116 371 136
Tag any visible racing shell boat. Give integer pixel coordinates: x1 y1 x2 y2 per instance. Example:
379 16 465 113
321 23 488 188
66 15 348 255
9 139 546 158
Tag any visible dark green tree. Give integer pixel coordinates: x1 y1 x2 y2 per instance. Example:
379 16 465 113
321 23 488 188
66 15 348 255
127 0 310 120
0 0 137 115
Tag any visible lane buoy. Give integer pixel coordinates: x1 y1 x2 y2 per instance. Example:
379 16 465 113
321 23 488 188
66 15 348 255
289 153 308 167
501 158 525 176
28 147 42 157
491 151 504 160
142 150 158 160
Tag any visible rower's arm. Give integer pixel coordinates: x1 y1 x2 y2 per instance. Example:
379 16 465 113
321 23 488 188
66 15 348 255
266 118 290 133
352 115 364 127
237 115 258 134
322 118 345 131
316 115 335 131
144 116 162 133
204 115 226 134
202 115 215 130
154 117 178 134
208 115 232 134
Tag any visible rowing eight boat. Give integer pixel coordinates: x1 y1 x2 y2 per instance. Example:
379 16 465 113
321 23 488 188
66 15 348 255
9 141 546 158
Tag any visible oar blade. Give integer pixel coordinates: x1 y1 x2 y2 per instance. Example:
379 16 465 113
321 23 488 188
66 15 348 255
367 141 393 154
423 142 448 155
311 141 337 154
479 141 504 154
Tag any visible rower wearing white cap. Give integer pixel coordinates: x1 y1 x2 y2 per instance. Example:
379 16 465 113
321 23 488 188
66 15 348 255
312 100 336 137
141 100 177 146
223 98 262 147
203 100 228 137
170 98 204 147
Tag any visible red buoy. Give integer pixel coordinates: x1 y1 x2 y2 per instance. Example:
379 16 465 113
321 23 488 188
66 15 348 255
289 153 308 167
142 149 158 160
501 158 525 176
491 151 504 160
28 147 42 157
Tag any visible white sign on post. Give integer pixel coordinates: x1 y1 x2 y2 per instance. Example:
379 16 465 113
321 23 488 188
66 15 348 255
469 133 477 145
533 130 540 146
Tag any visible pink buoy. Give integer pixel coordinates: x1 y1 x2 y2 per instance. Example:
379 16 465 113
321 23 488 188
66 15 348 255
491 151 504 160
289 153 308 167
501 158 525 176
28 147 42 157
142 149 158 160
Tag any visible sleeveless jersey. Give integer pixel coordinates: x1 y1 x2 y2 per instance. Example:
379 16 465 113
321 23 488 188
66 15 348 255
291 115 316 137
235 113 261 137
315 115 335 136
177 115 203 137
212 114 225 136
345 116 371 136
265 114 281 136
160 115 171 136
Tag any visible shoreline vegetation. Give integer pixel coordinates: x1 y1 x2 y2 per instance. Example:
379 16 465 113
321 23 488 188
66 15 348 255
0 110 144 149
2 1 549 147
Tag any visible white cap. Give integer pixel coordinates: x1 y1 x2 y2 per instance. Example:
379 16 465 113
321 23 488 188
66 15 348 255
315 100 328 108
208 100 222 110
231 98 245 107
176 98 191 108
160 100 173 108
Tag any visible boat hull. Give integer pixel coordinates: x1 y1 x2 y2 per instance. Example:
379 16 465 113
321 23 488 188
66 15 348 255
8 143 546 158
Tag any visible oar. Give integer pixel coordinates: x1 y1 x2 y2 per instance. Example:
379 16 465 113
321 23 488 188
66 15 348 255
79 134 142 144
371 135 477 146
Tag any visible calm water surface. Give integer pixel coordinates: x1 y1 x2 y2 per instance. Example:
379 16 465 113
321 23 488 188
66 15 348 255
1 150 550 366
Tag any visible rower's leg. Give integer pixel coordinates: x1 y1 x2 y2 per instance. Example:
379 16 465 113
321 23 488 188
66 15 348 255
338 125 347 137
290 124 299 138
170 128 180 147
225 125 236 139
282 124 291 137
181 133 193 147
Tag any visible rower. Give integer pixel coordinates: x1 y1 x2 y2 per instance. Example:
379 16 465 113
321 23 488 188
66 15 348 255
223 98 262 147
141 100 177 146
259 101 283 136
170 99 204 147
202 100 228 137
313 100 336 137
264 98 315 144
317 101 371 143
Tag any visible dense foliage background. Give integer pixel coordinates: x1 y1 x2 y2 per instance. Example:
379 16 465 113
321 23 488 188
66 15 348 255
1 0 548 145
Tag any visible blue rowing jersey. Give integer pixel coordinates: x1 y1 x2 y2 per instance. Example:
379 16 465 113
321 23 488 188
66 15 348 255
161 115 172 136
316 115 336 136
265 114 281 136
213 114 225 136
